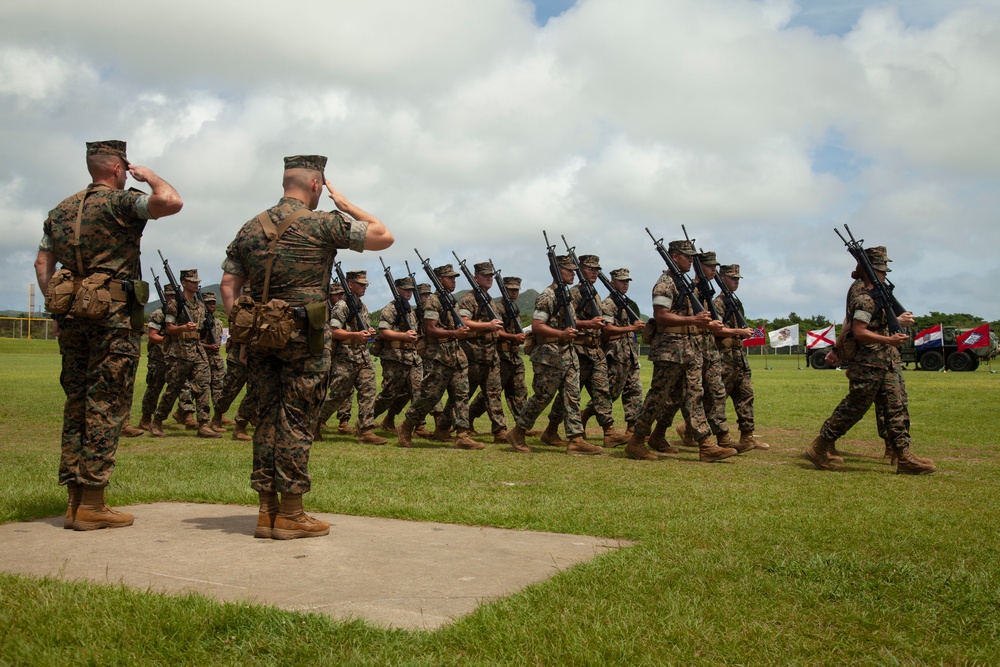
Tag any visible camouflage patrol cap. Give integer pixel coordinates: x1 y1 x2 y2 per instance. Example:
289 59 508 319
330 281 345 295
283 155 327 173
163 284 176 295
474 261 495 276
417 283 432 295
346 270 369 285
503 276 522 289
698 251 719 267
610 268 632 281
720 264 743 279
668 240 697 257
202 291 217 302
864 246 892 272
395 276 415 290
556 255 577 270
578 254 601 270
433 264 460 278
86 140 129 166
179 269 200 283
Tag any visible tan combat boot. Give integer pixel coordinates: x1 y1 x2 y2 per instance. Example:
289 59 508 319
803 435 839 471
121 419 145 438
272 493 329 540
884 441 933 465
73 486 134 531
625 432 659 461
540 422 566 447
149 419 166 438
454 430 485 450
625 420 635 436
719 432 754 454
221 416 235 425
580 405 596 433
210 413 225 433
338 419 356 435
64 481 82 529
602 425 630 448
254 490 279 539
493 429 508 444
414 421 433 438
197 421 222 438
358 429 388 445
675 422 697 448
175 410 197 428
506 425 531 453
566 436 603 456
137 412 152 431
233 420 252 441
648 421 678 454
740 432 769 450
396 420 416 447
895 448 936 475
379 414 396 431
698 435 738 463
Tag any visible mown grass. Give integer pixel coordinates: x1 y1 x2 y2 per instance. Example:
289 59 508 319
1 338 999 665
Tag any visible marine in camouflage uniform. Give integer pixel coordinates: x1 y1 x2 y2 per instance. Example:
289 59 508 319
804 247 935 475
199 292 228 432
372 276 422 430
318 270 385 444
149 268 219 439
505 255 603 456
624 240 737 463
597 268 645 434
213 337 257 441
455 261 507 441
34 139 183 530
139 284 174 429
221 154 392 539
472 275 527 426
396 264 482 450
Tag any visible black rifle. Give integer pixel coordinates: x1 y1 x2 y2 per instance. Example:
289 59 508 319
156 250 194 324
195 289 218 346
644 228 704 315
543 231 576 330
835 225 906 335
451 251 500 321
681 225 720 321
333 262 369 333
405 260 424 326
492 263 523 335
596 270 640 324
150 268 165 306
560 235 603 320
380 256 412 330
414 250 464 329
713 274 749 329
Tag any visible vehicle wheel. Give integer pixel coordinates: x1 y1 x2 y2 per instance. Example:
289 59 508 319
919 350 944 371
810 351 829 370
967 354 981 371
947 351 974 372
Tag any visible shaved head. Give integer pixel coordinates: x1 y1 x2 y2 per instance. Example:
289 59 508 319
282 168 322 190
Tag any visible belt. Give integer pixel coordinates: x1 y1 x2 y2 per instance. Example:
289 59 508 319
69 276 129 301
717 337 741 349
536 336 569 346
341 339 369 346
466 332 498 343
605 334 627 341
659 325 700 335
388 341 416 350
573 338 601 349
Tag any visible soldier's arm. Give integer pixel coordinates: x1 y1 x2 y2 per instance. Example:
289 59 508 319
220 272 245 318
127 165 183 219
34 250 57 293
325 181 393 251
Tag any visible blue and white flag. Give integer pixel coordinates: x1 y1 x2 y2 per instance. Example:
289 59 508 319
914 323 943 350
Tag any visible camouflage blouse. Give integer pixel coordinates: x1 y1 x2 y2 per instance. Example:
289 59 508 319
422 292 467 369
530 284 575 368
377 301 419 363
330 298 372 363
847 279 892 369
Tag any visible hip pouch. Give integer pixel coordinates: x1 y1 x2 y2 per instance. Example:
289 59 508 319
228 295 257 344
252 299 295 351
69 272 113 320
304 301 328 355
44 268 77 315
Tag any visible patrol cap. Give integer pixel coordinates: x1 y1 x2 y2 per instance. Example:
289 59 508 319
86 140 129 166
578 254 601 269
556 255 577 270
163 284 176 295
330 281 345 295
346 270 369 285
720 264 742 279
283 155 327 173
698 251 719 267
668 240 696 256
503 276 522 289
865 246 892 272
433 264 460 278
179 269 200 283
610 268 631 281
202 291 217 302
417 283 432 295
474 261 495 276
395 276 415 290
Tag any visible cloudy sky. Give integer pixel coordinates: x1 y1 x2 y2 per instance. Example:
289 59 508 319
2 0 999 322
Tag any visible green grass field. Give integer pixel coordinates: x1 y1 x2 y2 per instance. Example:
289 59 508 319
1 338 999 665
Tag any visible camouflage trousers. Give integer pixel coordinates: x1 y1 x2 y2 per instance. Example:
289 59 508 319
465 354 506 435
154 350 212 423
634 339 709 441
720 349 755 434
699 345 730 436
607 352 643 425
248 338 331 495
215 358 258 425
473 353 526 424
373 358 422 419
820 362 911 450
517 350 583 439
320 354 377 430
206 353 225 409
57 321 140 487
141 354 167 416
406 359 470 431
551 346 614 428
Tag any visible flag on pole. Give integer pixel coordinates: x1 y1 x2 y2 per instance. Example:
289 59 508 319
806 325 836 350
914 323 943 350
957 323 990 352
743 325 766 348
768 324 799 349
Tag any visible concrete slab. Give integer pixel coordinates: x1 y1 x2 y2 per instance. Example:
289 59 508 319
0 503 631 630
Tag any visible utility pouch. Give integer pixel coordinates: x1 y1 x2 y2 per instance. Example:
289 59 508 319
415 335 427 356
229 295 257 344
123 280 149 331
45 268 78 315
304 301 328 355
641 319 656 345
69 272 113 320
841 336 858 362
252 299 295 351
523 331 536 355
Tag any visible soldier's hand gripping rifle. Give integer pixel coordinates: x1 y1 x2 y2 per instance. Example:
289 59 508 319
414 249 464 329
333 261 369 333
544 230 576 330
560 235 603 320
596 270 641 324
150 268 165 306
492 263 523 335
195 289 219 345
681 225 720 321
835 225 906 335
157 249 194 325
380 257 412 330
405 260 424 324
452 251 500 322
644 228 704 315
713 273 749 329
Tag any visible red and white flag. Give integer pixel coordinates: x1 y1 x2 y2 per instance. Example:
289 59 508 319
743 325 766 348
806 325 836 350
957 323 991 352
914 323 943 350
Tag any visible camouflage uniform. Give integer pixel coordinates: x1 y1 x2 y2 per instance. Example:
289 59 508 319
713 268 755 436
319 285 377 431
222 189 367 495
473 289 526 423
456 266 506 436
214 341 257 425
153 284 213 424
40 150 151 488
601 275 643 426
141 306 169 416
373 291 422 421
201 294 226 410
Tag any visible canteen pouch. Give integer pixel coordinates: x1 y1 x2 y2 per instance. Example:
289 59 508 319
229 295 257 344
124 279 150 330
45 268 77 315
304 301 328 355
69 272 113 320
522 331 536 355
252 299 295 351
